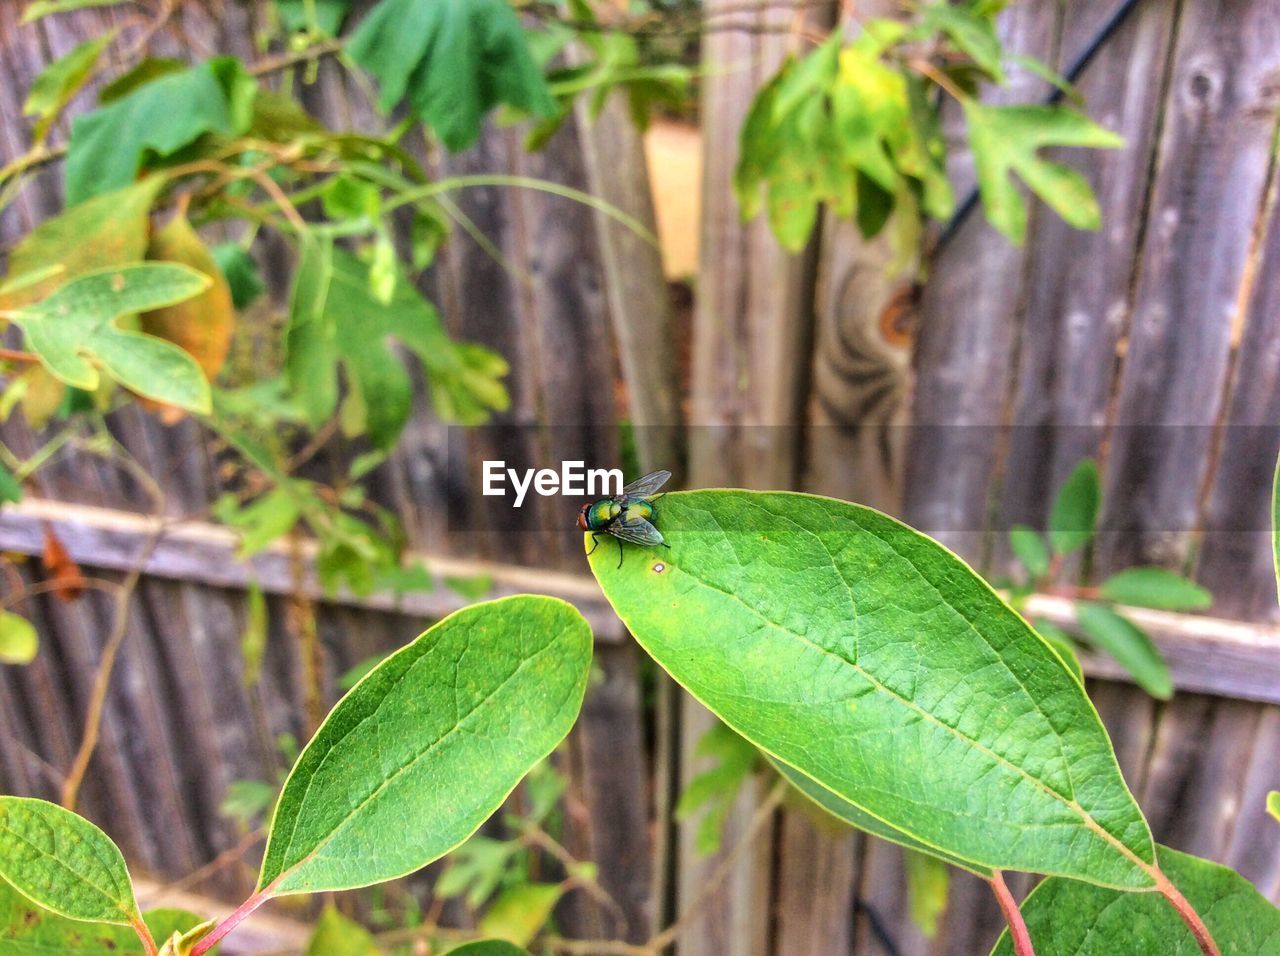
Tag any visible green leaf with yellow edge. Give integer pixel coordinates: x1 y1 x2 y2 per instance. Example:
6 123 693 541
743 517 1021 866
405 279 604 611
0 879 217 954
0 179 163 311
1075 603 1172 700
65 57 256 203
963 102 1123 244
142 214 235 385
478 883 563 947
904 848 950 938
286 239 509 447
305 905 379 956
347 0 556 152
24 33 115 142
588 490 1157 889
0 611 38 664
990 846 1280 955
257 596 591 895
1032 619 1084 684
1099 568 1211 612
8 264 213 413
0 797 142 928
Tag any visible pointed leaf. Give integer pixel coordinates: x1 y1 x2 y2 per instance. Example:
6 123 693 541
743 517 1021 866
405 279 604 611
10 264 213 412
1076 603 1172 699
258 596 591 895
1009 525 1050 579
921 4 1004 82
1098 568 1211 611
963 102 1122 244
991 846 1280 955
0 797 141 927
347 0 556 152
589 491 1156 888
24 33 115 141
1048 459 1101 555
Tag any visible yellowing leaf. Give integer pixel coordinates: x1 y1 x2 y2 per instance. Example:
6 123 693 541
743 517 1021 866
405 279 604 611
305 906 379 956
0 611 38 664
142 214 235 388
478 884 563 947
9 264 214 413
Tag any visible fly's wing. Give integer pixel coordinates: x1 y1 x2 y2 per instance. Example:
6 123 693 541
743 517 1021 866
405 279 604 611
622 469 672 499
611 514 665 547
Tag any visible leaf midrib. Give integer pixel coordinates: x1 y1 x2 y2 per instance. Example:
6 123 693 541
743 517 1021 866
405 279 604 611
271 626 570 883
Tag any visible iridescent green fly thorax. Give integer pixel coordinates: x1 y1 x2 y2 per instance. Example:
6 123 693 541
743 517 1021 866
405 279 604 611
577 470 672 568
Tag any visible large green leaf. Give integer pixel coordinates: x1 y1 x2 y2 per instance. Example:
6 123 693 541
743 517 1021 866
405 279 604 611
769 755 992 875
285 240 508 447
964 102 1123 244
65 57 256 203
0 797 141 927
257 596 591 895
1075 603 1172 700
990 846 1280 955
0 879 214 954
347 0 556 152
1098 568 1211 611
9 264 213 413
589 490 1156 888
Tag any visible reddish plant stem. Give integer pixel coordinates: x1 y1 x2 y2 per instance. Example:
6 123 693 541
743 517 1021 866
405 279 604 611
189 884 275 956
128 913 158 956
1154 868 1220 956
990 871 1036 956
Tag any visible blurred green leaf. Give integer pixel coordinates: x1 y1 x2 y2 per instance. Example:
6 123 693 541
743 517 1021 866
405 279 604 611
286 239 509 448
0 797 141 927
1076 603 1172 699
991 846 1280 955
0 611 38 665
24 33 115 142
65 57 257 203
337 654 386 691
446 943 530 956
445 573 495 602
9 264 213 412
347 0 556 152
211 243 265 310
435 837 519 908
217 487 303 557
920 4 1004 82
219 779 277 829
241 578 268 687
0 464 22 505
1099 567 1211 611
904 848 950 939
22 0 127 22
675 721 760 856
478 883 563 947
1009 524 1050 579
305 905 379 956
1048 459 1101 555
1267 791 1279 825
276 0 352 36
964 102 1123 244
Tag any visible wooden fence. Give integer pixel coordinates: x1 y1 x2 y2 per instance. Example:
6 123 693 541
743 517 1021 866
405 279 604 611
2 0 1280 953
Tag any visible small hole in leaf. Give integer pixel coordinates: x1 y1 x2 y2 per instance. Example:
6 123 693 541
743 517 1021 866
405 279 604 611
652 562 666 574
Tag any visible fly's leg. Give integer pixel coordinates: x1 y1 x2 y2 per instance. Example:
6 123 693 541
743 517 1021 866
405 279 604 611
616 538 624 569
587 534 602 556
